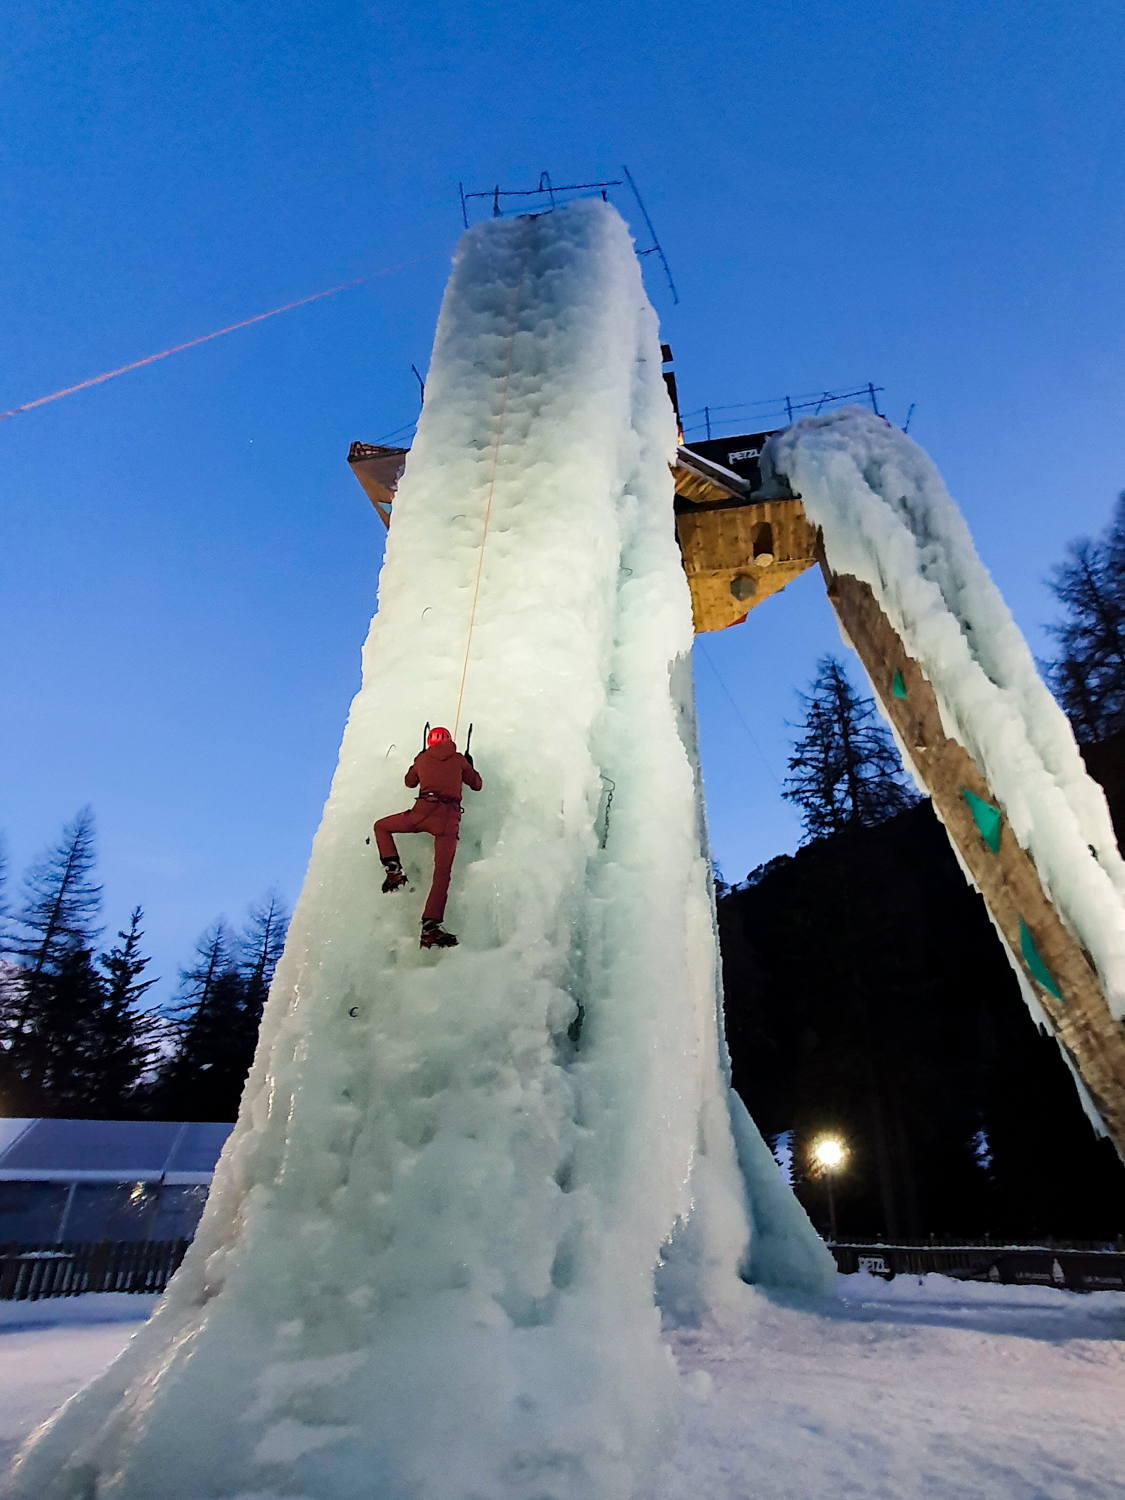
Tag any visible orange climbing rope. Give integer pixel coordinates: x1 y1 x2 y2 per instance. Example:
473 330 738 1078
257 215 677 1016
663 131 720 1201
452 219 534 741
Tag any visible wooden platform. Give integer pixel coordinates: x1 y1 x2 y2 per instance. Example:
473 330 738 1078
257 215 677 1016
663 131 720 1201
347 442 408 528
670 441 818 634
345 434 821 635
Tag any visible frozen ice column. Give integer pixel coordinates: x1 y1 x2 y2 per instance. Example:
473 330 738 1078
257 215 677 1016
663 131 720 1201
769 407 1125 1156
7 200 831 1500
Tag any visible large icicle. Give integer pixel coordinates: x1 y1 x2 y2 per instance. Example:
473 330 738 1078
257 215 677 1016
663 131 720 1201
7 201 830 1500
767 408 1125 1130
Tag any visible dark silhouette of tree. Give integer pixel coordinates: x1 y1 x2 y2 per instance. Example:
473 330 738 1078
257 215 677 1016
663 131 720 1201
1 810 104 1114
156 920 243 1120
8 808 102 977
784 657 918 841
82 908 161 1115
0 818 158 1117
239 891 289 1025
154 892 288 1121
720 801 1125 1241
1045 494 1125 743
28 943 109 1115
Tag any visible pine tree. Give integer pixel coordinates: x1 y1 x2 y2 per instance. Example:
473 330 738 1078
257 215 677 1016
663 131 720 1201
783 657 919 842
1045 494 1125 743
84 908 161 1116
156 922 253 1121
0 810 104 1114
30 943 111 1115
239 891 289 1026
8 808 102 976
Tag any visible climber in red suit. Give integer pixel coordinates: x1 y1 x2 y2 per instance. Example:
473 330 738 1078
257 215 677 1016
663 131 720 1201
373 726 482 949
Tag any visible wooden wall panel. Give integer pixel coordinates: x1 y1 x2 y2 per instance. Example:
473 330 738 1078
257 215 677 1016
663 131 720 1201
674 497 818 633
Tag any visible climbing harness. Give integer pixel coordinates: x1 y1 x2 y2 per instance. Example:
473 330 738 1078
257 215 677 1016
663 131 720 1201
452 217 534 741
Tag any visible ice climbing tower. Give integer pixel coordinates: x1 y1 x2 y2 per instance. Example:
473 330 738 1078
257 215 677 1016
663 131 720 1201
5 201 832 1500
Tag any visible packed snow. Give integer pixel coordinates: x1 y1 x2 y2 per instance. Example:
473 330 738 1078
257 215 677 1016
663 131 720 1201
4 1281 1123 1498
0 1297 158 1474
768 409 1125 1047
5 200 830 1500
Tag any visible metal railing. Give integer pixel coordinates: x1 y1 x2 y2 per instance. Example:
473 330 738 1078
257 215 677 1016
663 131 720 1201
830 1241 1125 1292
0 1239 189 1300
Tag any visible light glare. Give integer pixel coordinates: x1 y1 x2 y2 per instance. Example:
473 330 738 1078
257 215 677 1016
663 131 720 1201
815 1139 844 1168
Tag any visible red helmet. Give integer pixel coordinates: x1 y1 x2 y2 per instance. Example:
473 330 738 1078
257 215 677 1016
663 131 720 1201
427 726 452 747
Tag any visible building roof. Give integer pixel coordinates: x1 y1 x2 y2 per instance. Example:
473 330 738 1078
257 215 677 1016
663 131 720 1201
0 1119 234 1185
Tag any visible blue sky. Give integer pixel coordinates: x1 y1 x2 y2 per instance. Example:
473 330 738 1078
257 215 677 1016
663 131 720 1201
2 0 1122 998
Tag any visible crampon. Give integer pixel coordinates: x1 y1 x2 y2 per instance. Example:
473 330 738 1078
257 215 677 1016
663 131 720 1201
420 920 457 949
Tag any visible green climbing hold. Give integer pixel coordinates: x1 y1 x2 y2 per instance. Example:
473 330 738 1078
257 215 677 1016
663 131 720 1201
892 670 907 700
962 787 1002 854
1019 917 1062 999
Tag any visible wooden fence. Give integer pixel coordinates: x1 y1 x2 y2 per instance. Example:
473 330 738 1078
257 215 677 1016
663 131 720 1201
5 1236 1123 1300
0 1240 189 1300
831 1241 1125 1292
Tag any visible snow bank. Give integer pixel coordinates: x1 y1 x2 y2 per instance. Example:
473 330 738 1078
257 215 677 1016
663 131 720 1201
768 408 1125 1026
6 201 830 1500
0 1295 158 1333
837 1270 1125 1320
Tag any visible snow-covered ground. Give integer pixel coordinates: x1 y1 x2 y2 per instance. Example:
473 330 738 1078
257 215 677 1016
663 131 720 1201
0 1295 157 1473
5 1278 1122 1498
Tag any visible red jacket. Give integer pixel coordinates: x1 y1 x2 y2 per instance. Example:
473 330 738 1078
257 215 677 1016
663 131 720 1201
406 740 482 804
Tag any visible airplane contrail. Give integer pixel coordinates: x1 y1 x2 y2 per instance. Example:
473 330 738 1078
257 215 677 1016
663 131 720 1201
0 254 438 423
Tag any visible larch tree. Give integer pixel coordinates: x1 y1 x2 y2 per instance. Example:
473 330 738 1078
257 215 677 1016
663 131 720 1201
1 809 104 1114
8 808 102 979
784 656 919 842
239 891 289 1027
84 908 161 1116
1045 493 1125 743
0 814 157 1117
158 920 253 1121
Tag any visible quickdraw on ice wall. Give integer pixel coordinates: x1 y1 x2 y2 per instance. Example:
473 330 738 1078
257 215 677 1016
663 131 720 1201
4 201 831 1500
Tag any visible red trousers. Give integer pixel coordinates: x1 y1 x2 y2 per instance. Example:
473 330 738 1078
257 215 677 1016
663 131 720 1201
374 799 461 922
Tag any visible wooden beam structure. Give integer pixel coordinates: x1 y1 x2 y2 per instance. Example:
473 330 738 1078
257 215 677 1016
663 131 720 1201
347 442 408 529
674 490 818 634
670 441 819 633
823 565 1125 1160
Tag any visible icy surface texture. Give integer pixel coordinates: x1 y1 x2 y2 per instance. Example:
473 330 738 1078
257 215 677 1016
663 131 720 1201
6 201 829 1500
769 407 1125 1026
